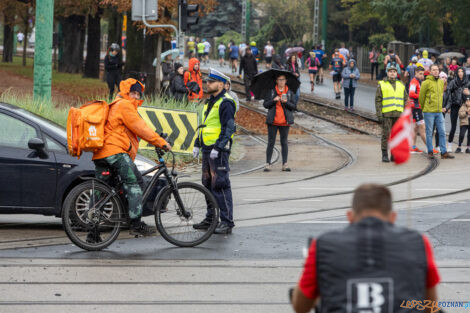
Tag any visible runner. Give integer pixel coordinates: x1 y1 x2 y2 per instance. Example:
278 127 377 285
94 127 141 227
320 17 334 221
229 41 239 74
409 66 427 153
313 45 326 84
338 42 350 61
264 41 275 69
330 49 345 99
218 42 226 67
305 52 320 92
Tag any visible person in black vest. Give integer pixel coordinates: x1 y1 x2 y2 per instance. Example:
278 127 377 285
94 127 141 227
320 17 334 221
239 47 258 101
291 184 440 313
104 43 123 101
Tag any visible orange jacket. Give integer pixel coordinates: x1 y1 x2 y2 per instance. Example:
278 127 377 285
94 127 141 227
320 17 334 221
93 78 168 161
184 58 203 100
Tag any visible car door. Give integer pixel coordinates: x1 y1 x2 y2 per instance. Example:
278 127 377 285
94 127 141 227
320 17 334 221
0 111 57 210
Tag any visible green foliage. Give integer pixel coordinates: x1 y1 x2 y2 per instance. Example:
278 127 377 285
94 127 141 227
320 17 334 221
188 0 242 37
216 30 242 46
368 33 395 48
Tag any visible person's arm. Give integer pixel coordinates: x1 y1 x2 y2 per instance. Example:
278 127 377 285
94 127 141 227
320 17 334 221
355 68 360 80
214 100 236 151
422 235 440 313
396 55 402 65
174 76 189 94
120 102 168 148
375 85 383 119
254 58 258 73
419 81 428 110
263 90 277 109
282 91 296 111
292 240 319 313
341 67 349 79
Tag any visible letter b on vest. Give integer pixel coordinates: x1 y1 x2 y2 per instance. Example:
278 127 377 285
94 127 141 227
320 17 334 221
347 278 393 313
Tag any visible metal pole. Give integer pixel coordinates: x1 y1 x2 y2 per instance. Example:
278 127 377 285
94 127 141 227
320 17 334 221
321 0 327 49
246 0 251 43
33 0 54 101
141 0 179 44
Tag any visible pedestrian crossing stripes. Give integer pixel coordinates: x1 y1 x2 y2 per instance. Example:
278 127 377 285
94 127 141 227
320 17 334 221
138 107 198 154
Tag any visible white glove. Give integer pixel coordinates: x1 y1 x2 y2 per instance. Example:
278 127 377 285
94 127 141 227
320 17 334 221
210 148 219 160
192 147 200 158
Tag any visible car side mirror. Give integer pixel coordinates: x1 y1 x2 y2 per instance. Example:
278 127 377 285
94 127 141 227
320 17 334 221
28 137 48 159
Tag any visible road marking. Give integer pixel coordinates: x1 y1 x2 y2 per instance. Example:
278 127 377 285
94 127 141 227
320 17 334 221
243 199 266 201
415 188 460 191
299 187 352 190
451 219 470 222
299 220 348 224
291 199 323 202
409 200 460 203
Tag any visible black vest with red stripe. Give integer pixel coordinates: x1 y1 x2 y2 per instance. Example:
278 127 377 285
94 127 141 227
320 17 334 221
316 217 427 313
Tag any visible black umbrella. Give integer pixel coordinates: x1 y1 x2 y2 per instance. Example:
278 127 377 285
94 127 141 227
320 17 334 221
418 47 440 56
250 69 300 100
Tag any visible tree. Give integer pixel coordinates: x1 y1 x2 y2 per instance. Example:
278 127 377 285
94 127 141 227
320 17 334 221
84 8 103 78
1 2 26 63
188 0 241 37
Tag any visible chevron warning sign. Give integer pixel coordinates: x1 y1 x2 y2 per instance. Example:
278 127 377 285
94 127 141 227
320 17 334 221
137 107 198 154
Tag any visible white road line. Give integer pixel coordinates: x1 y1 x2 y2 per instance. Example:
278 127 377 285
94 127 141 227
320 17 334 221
290 199 324 202
415 188 460 191
451 219 470 222
299 187 352 190
243 199 266 201
299 220 349 224
409 200 460 203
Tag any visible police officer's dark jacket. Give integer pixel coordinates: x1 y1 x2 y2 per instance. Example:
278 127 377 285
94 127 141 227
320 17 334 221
263 88 296 125
195 89 236 153
316 217 427 313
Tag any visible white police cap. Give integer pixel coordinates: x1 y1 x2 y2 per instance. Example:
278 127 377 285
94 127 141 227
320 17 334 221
206 68 229 84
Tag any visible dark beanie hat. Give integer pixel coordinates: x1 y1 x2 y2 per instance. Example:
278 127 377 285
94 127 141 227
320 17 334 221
130 82 142 95
174 62 183 71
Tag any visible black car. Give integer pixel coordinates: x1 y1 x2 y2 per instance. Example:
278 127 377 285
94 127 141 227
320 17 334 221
0 102 161 217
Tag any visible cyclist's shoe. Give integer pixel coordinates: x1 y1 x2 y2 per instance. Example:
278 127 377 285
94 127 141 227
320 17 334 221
86 232 102 244
130 221 156 237
214 223 233 235
193 218 212 230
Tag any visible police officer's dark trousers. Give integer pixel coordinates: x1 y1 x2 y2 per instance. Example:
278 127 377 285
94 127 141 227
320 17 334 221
201 150 234 227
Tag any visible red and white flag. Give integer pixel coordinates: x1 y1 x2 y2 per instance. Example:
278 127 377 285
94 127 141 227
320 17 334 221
388 103 413 164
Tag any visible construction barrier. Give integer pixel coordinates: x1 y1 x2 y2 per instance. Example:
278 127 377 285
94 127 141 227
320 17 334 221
137 106 198 154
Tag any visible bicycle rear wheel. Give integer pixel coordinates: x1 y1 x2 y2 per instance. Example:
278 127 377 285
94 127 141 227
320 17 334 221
155 182 219 247
62 180 124 251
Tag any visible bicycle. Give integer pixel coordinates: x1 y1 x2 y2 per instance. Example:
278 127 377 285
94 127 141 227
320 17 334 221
62 142 219 251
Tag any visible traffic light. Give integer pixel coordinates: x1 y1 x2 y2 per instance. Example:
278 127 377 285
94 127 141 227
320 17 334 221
180 0 199 32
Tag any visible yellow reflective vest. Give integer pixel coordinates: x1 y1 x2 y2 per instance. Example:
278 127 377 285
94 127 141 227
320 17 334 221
199 93 236 146
379 80 405 113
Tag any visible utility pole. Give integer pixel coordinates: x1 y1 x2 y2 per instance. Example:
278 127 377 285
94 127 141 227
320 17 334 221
246 0 251 43
321 0 327 49
241 0 246 42
33 0 54 101
312 0 320 45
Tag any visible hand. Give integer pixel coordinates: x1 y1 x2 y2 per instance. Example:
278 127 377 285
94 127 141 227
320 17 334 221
350 74 355 78
192 147 199 158
281 98 287 103
210 148 219 160
273 96 281 102
464 88 470 95
163 143 172 151
442 108 448 113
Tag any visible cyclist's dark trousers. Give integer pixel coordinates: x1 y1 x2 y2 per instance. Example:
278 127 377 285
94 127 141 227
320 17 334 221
201 150 234 227
106 71 121 100
266 124 289 164
448 105 460 143
94 153 144 220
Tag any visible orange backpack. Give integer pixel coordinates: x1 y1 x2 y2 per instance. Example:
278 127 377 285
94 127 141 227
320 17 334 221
66 100 109 158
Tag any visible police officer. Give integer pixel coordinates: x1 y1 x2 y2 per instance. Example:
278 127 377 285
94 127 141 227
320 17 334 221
291 184 440 313
192 69 237 235
375 64 407 162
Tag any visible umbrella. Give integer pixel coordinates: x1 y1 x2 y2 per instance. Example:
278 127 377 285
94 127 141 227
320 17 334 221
250 69 300 100
161 48 179 60
418 47 440 56
285 47 304 56
438 52 465 59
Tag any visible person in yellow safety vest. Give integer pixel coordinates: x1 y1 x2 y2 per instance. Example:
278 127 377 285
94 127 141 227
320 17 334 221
192 68 237 235
197 40 206 62
375 64 408 163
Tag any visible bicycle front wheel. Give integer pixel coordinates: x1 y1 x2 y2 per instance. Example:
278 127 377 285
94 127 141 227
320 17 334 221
155 182 219 247
62 180 124 251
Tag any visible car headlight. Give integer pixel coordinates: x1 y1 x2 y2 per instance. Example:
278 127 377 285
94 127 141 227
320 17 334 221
135 155 158 176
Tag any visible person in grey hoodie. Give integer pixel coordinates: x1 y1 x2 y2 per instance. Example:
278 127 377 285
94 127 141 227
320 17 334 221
341 59 361 111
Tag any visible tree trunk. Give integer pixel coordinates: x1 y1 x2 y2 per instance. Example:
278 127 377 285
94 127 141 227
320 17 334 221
2 16 14 63
125 14 143 74
84 11 102 78
22 6 29 67
79 21 86 73
58 15 86 73
107 8 122 48
142 33 158 95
